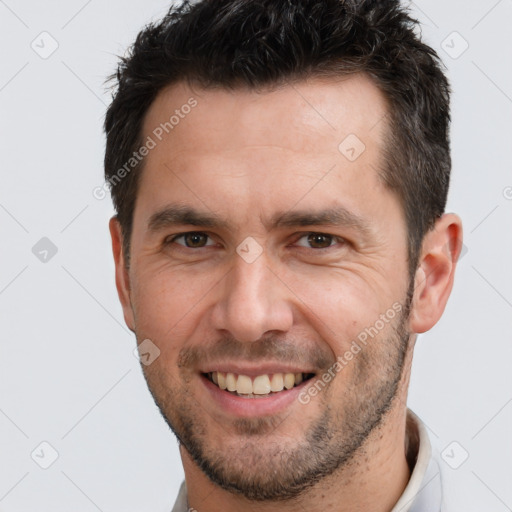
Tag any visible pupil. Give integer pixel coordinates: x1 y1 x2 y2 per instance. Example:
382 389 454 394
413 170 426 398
186 233 206 247
308 233 331 248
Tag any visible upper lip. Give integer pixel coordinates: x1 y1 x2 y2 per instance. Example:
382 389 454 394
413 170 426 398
199 362 317 377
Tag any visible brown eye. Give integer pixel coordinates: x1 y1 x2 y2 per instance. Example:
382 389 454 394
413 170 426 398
170 232 214 248
184 233 208 247
307 233 333 248
296 233 336 249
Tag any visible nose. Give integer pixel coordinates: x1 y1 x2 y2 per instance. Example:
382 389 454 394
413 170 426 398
210 250 294 343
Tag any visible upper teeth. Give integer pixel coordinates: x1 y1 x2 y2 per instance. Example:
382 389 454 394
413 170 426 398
210 371 305 395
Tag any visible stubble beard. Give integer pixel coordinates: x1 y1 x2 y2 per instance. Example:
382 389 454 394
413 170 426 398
141 289 413 502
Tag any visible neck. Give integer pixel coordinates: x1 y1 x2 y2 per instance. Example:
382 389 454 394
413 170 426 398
181 403 412 512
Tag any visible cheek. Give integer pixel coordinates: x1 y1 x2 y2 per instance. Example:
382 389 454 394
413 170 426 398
285 267 395 343
131 267 213 352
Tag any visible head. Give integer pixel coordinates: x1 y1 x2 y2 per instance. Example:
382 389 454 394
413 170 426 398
105 0 462 502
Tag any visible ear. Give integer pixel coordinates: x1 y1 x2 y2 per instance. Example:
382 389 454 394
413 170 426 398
409 213 463 334
109 216 135 332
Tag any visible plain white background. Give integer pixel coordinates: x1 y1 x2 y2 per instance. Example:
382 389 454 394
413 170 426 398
0 1 511 510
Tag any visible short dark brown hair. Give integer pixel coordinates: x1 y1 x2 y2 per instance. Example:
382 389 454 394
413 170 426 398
104 0 451 276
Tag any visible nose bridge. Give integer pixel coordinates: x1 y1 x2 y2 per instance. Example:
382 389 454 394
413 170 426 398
212 248 293 342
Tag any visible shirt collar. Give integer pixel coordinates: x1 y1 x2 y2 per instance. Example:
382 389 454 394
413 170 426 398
391 409 443 512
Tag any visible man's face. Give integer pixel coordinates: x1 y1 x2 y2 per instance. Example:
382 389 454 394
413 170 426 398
120 75 413 499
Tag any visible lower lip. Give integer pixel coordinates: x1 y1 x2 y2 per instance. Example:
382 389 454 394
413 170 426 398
201 374 309 418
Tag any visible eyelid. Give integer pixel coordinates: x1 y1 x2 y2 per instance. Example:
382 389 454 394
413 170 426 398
292 232 348 249
165 231 216 247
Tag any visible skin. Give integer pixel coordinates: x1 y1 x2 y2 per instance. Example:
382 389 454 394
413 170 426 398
110 74 463 512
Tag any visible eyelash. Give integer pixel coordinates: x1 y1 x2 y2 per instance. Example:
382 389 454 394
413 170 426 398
164 231 347 251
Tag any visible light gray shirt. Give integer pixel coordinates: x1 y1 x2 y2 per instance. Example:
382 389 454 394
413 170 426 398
171 409 446 512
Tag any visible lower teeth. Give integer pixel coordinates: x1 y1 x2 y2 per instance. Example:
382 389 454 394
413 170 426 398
229 389 291 398
235 392 272 398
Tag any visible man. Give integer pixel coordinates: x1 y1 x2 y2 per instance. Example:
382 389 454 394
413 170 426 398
104 0 463 510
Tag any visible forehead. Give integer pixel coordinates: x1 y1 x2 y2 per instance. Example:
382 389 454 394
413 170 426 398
133 74 399 237
141 74 388 160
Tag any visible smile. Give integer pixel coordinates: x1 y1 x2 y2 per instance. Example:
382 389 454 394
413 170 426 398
204 371 315 398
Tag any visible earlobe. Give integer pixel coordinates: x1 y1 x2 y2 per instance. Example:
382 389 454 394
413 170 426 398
409 213 463 334
109 217 136 332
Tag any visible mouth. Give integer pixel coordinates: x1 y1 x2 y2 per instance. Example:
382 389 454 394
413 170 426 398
202 371 316 399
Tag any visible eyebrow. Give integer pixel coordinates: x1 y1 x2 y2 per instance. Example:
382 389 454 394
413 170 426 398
147 203 372 236
147 204 230 232
268 207 372 236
